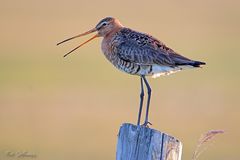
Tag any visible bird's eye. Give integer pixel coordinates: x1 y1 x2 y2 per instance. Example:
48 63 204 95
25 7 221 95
102 23 107 26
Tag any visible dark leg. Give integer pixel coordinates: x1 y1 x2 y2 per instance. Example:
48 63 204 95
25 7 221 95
137 76 144 125
142 76 152 126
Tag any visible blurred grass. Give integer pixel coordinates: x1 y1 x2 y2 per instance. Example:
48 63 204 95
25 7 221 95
0 0 240 160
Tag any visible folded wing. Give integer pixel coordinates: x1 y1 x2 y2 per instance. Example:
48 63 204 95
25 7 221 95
114 28 205 67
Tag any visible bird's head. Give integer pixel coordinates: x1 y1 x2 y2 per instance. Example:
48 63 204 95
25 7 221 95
95 17 123 36
57 17 123 57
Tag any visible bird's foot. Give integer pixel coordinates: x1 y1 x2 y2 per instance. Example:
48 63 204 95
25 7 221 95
141 121 152 127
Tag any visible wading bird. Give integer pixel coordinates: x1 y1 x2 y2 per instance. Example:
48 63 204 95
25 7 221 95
57 17 205 126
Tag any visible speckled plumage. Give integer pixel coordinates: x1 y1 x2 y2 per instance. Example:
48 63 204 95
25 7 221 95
101 27 205 78
58 17 205 126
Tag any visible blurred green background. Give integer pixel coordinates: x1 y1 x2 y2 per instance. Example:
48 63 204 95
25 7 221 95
0 0 240 159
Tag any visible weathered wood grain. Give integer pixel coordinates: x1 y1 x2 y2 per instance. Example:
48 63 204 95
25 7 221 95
116 123 182 160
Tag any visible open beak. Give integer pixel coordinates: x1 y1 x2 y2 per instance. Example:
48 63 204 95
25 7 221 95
57 28 99 57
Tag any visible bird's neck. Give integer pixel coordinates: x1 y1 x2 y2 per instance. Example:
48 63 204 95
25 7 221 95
101 26 123 60
105 25 123 38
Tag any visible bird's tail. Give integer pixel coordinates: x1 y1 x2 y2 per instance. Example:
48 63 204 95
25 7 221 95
175 60 206 68
188 60 206 67
171 53 206 67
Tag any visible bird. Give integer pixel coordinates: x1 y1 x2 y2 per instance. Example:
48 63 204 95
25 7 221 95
57 17 205 126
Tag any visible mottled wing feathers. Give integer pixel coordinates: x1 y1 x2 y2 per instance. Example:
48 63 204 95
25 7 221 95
114 28 203 67
116 41 174 66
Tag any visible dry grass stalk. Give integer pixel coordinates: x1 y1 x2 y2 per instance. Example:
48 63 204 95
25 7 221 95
192 130 224 160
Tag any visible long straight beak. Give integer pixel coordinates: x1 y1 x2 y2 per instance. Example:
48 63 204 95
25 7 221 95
57 28 99 57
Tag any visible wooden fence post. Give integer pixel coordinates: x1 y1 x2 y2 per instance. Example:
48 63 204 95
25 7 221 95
116 123 182 160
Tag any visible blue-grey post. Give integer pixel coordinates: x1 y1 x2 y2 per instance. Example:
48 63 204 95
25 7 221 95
116 123 182 160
